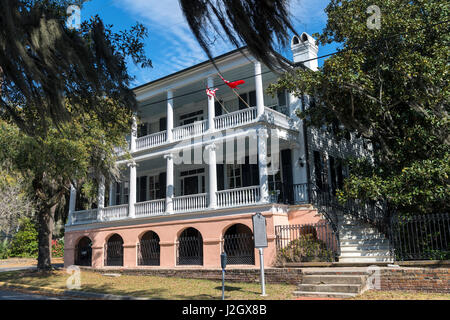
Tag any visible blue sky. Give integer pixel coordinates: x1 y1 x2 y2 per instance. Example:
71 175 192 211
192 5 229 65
81 0 337 88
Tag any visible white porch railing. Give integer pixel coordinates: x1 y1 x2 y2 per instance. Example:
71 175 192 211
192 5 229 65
136 130 167 150
173 193 208 213
214 107 257 130
135 199 165 217
72 209 98 224
101 204 129 221
172 120 207 141
216 186 260 208
264 106 291 128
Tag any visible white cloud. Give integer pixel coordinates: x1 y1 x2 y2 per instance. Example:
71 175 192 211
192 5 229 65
113 0 234 84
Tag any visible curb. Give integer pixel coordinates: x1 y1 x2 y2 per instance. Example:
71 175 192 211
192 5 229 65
0 281 149 300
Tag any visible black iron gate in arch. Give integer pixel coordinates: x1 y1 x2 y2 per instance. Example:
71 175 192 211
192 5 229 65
104 234 124 266
138 231 160 266
74 237 92 266
177 228 203 266
222 224 255 265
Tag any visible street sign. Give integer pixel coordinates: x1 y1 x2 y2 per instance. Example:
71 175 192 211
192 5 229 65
252 212 268 248
252 212 268 296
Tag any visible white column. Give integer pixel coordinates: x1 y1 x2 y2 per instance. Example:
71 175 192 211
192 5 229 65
167 90 174 142
164 153 174 214
128 161 137 218
68 183 77 225
207 143 217 208
207 76 215 132
254 61 265 117
130 115 137 152
109 182 114 206
258 127 270 203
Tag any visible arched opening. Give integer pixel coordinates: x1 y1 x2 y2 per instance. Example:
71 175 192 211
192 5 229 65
75 236 92 266
104 234 124 266
223 224 255 265
177 227 203 266
301 32 308 42
138 231 160 266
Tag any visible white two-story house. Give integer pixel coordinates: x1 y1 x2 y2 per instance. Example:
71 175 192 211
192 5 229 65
63 33 391 269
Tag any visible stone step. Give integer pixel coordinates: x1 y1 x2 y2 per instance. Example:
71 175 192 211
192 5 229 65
297 283 362 294
339 251 391 258
340 239 390 246
301 270 370 276
339 256 393 263
340 234 387 240
340 245 390 252
340 228 383 235
293 291 357 299
301 275 366 285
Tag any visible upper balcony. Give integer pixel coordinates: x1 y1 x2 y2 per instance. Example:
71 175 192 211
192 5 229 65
116 51 299 156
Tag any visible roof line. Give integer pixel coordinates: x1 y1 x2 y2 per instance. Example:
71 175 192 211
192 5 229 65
132 46 294 92
132 46 249 92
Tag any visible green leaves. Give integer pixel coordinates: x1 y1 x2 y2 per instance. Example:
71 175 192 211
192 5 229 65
268 0 450 216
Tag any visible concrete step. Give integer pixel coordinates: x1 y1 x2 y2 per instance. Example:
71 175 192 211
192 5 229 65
340 239 390 246
340 228 383 236
297 283 362 294
301 275 366 285
301 270 370 276
339 256 393 263
293 291 357 299
340 245 390 252
340 250 391 257
340 234 387 240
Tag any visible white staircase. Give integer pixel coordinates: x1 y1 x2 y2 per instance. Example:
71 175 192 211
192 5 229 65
338 214 393 263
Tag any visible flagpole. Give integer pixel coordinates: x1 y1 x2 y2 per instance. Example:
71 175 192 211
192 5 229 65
217 73 251 109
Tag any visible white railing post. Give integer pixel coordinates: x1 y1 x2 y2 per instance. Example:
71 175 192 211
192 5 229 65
167 90 174 142
254 61 265 118
206 143 217 209
165 153 174 214
128 161 137 218
258 127 270 203
68 183 77 225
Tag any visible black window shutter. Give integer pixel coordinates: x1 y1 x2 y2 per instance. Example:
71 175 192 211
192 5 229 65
238 93 248 110
139 176 147 202
249 91 257 107
242 157 251 187
138 123 148 137
281 149 293 202
159 117 167 131
159 172 166 199
215 101 223 116
277 90 286 106
217 164 224 191
313 151 323 190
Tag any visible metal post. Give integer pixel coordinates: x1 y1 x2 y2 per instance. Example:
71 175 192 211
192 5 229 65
259 248 266 296
222 269 225 300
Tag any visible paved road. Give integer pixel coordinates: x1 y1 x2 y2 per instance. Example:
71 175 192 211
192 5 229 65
0 289 71 300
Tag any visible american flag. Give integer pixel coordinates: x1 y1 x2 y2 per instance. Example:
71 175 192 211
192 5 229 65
206 87 218 98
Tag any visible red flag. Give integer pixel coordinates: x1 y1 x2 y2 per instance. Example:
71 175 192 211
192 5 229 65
218 74 245 89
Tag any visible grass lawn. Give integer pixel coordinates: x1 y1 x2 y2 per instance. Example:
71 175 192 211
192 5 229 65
351 290 450 300
0 269 297 300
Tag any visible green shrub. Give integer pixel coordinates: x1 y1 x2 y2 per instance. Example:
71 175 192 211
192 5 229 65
276 234 335 264
51 238 64 258
0 241 10 259
9 217 38 258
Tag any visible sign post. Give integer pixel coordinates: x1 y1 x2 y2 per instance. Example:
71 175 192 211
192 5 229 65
221 252 227 300
252 212 268 296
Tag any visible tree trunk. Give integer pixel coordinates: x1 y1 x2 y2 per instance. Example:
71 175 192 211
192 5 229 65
37 204 56 271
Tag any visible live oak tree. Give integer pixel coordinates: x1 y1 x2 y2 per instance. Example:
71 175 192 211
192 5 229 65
268 0 450 216
0 0 149 270
0 0 300 270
